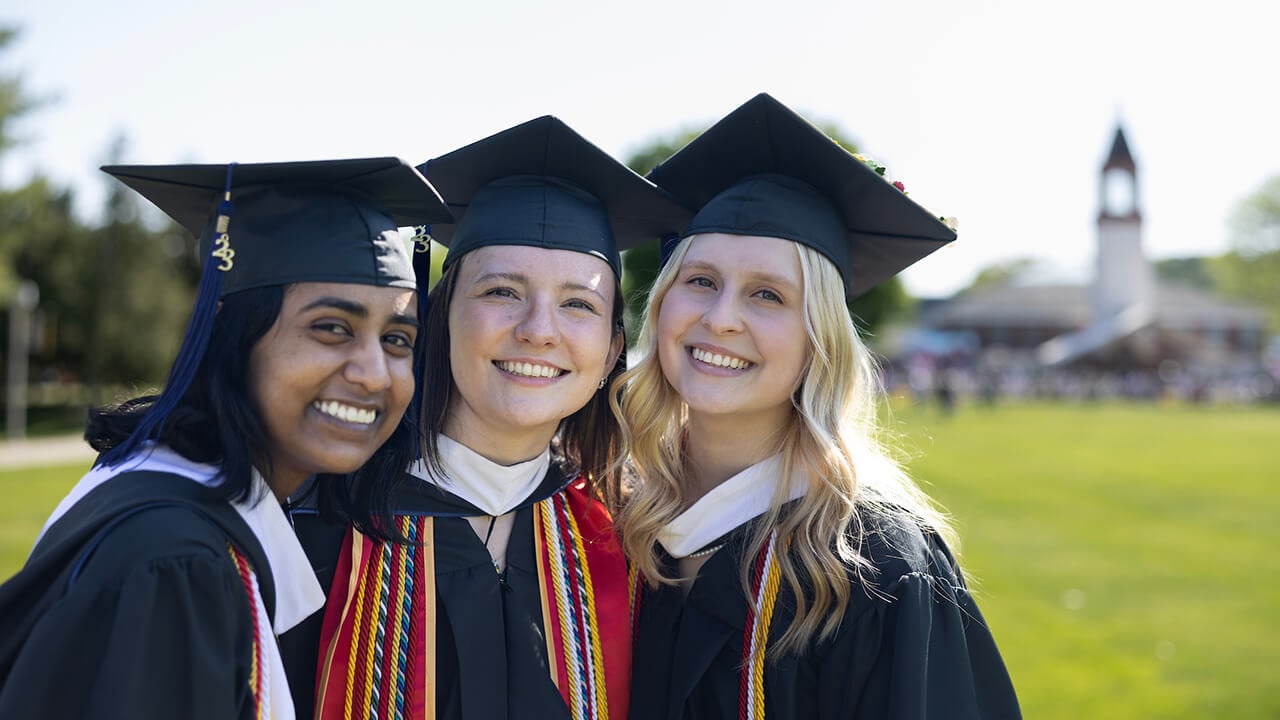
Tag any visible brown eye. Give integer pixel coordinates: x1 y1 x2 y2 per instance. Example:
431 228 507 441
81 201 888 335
313 322 352 337
384 332 414 349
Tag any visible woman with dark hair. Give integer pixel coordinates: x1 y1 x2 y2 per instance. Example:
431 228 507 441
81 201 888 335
615 94 1021 719
0 158 451 720
287 117 689 720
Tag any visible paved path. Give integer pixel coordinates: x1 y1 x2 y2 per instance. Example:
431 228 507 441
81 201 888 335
0 434 97 470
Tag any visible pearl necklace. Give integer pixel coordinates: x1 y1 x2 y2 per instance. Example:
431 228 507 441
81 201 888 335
684 542 727 559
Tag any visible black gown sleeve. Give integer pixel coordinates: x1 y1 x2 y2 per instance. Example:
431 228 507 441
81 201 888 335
817 538 1022 719
0 508 258 720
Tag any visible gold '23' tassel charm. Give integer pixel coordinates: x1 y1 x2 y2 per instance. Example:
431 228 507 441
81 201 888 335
211 190 235 271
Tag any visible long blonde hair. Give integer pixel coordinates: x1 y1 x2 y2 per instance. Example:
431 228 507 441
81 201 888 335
611 235 954 655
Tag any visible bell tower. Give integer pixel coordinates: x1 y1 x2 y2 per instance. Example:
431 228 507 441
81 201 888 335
1093 125 1153 325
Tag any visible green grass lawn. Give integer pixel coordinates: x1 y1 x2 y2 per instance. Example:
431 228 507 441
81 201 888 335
892 400 1280 719
0 461 87 576
2 402 1277 717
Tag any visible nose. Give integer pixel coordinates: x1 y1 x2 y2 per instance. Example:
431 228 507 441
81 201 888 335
515 296 561 346
344 335 394 393
700 290 744 335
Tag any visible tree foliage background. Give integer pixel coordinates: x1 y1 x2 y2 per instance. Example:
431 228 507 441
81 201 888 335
2 28 198 416
1213 175 1280 330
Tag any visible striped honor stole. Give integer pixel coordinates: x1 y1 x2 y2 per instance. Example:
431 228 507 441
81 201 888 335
739 530 782 720
228 544 268 720
314 479 631 720
315 516 435 720
533 481 631 720
631 530 782 720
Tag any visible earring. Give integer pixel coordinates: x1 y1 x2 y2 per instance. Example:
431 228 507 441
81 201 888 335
598 377 608 390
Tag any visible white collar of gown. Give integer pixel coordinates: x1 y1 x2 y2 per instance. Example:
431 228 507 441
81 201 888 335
406 434 550 516
39 444 323 720
656 454 807 558
38 444 324 634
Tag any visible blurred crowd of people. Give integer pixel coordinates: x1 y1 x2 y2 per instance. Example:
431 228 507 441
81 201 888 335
889 350 1280 411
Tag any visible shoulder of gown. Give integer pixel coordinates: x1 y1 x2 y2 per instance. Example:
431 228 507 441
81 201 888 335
812 506 1023 719
0 494 261 720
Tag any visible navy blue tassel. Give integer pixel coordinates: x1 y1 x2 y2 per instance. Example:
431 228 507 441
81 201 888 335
407 226 433 460
97 164 237 468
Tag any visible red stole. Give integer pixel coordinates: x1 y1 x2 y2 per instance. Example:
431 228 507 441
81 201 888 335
313 477 630 720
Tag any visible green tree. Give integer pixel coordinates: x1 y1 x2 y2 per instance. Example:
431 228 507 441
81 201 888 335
1211 176 1280 330
81 136 198 387
1229 175 1280 256
620 124 912 341
0 27 41 158
6 178 94 372
963 257 1037 292
624 128 700 176
0 26 45 304
618 129 699 337
2 32 197 433
3 110 197 397
1153 256 1215 291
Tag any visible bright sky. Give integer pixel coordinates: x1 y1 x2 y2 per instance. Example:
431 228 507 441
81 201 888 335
1 0 1275 298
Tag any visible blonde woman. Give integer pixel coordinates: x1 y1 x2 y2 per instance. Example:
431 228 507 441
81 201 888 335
614 94 1021 719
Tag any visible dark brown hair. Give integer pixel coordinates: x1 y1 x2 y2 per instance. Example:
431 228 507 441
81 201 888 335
416 258 627 507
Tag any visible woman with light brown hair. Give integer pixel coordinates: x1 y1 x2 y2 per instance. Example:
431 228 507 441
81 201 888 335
284 116 690 720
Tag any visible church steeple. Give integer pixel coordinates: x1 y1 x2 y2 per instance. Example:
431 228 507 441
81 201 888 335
1093 122 1151 329
1100 125 1139 221
1104 127 1136 173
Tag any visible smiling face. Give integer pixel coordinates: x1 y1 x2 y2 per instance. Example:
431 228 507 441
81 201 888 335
247 282 418 497
444 245 623 463
657 233 810 434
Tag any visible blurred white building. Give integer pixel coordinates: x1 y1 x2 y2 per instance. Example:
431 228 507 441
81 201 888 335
917 126 1267 380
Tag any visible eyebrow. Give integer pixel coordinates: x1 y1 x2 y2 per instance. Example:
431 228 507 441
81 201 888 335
473 271 527 286
679 260 800 289
300 296 418 326
473 271 609 301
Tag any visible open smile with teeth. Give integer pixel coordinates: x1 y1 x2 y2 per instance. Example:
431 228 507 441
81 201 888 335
690 347 754 370
313 400 378 425
495 360 566 379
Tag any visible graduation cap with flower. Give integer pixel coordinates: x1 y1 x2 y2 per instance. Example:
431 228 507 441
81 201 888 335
95 157 453 468
647 93 957 299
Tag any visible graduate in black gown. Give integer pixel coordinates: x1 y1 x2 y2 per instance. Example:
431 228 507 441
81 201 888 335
0 158 450 720
281 117 689 720
611 94 1022 719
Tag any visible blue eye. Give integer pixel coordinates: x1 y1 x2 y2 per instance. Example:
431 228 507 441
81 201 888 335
564 298 599 313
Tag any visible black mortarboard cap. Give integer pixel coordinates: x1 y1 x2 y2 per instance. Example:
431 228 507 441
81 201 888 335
96 157 452 469
646 93 956 298
103 157 452 293
417 116 691 277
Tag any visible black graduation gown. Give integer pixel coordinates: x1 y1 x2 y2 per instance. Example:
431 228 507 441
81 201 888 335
282 465 577 720
0 471 274 720
631 510 1022 720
